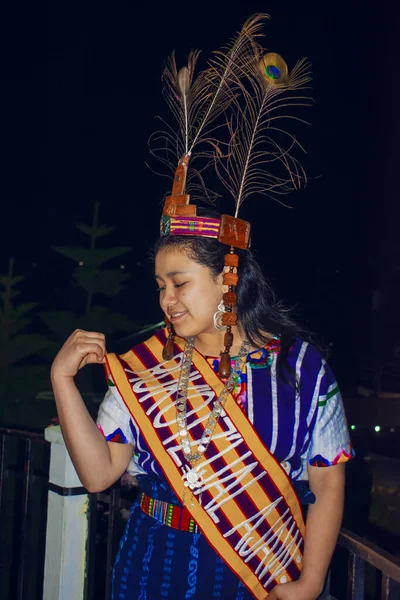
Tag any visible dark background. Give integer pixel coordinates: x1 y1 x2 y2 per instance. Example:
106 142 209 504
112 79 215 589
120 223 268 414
1 6 399 595
1 0 399 388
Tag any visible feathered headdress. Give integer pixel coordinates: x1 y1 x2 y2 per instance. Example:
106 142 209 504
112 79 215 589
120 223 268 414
156 14 312 374
153 14 268 204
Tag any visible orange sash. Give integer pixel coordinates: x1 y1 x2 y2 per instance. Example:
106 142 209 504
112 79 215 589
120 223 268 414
105 331 305 598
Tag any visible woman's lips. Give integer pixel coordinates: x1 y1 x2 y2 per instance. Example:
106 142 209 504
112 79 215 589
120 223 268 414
169 311 188 323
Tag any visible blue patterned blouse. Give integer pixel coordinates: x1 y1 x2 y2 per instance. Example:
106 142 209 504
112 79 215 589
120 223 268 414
97 338 353 483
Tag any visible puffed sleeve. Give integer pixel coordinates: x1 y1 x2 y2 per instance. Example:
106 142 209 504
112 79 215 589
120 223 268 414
307 360 354 467
96 378 146 476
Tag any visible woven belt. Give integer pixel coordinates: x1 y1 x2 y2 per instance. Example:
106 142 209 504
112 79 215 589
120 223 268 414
140 493 199 533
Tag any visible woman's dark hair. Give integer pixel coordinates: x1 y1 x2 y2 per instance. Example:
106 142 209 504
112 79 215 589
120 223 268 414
153 212 311 383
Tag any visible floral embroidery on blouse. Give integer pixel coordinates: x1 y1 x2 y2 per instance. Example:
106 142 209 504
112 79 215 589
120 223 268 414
207 336 281 413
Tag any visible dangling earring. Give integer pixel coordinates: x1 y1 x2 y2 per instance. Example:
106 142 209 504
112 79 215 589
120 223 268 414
213 300 227 331
162 318 175 361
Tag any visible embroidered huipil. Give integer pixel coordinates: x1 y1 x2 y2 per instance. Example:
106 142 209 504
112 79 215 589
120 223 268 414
97 338 353 483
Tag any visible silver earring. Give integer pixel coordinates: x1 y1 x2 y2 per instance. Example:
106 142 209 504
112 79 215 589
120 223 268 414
213 300 226 331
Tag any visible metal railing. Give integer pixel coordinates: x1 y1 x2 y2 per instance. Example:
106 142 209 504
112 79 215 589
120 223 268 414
337 528 400 599
0 426 50 600
1 425 400 600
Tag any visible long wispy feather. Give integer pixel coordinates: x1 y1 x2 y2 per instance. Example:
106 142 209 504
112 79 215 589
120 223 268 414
162 50 200 155
214 49 313 214
187 13 268 151
153 14 269 187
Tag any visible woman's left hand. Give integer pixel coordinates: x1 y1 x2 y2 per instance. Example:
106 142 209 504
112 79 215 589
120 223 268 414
266 579 322 600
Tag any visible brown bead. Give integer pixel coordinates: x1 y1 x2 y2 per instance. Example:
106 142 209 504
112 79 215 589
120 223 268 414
162 335 175 361
224 331 234 347
218 352 231 378
224 253 239 268
223 291 237 306
223 272 239 286
222 312 238 326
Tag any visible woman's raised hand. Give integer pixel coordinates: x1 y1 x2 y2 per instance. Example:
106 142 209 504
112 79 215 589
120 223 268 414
51 329 106 380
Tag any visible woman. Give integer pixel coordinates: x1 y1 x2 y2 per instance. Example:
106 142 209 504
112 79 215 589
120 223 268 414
50 15 352 599
51 232 352 600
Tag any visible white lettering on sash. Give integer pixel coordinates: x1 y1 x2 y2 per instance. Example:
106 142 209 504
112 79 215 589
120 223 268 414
256 520 294 577
242 510 292 562
262 529 302 588
203 466 266 523
166 424 243 471
126 354 183 378
224 499 283 538
264 536 303 588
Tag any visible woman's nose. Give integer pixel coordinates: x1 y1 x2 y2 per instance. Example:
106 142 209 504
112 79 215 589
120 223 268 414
161 287 178 309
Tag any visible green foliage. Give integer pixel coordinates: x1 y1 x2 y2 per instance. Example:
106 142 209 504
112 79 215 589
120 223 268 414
0 260 51 369
51 202 133 315
0 259 52 410
53 246 131 268
0 205 150 425
9 303 39 335
76 222 114 239
72 267 130 297
2 334 51 365
0 274 25 290
0 365 50 406
40 306 140 339
41 202 142 346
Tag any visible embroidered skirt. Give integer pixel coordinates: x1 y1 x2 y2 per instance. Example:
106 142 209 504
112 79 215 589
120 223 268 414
112 476 255 600
112 475 314 599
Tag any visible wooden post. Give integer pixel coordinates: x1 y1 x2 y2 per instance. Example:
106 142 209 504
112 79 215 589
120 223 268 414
43 425 89 600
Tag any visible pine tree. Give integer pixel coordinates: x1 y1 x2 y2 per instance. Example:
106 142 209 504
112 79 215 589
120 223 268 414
40 202 140 338
0 258 51 412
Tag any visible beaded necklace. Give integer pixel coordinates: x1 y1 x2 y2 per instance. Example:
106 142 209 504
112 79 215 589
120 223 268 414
176 336 250 493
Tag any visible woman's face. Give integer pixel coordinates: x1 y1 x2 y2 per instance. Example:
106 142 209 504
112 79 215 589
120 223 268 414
155 247 224 339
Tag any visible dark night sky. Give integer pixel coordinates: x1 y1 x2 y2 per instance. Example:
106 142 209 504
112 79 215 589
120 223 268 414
1 1 399 383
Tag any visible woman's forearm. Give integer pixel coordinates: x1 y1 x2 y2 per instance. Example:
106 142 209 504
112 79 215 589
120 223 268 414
300 464 345 595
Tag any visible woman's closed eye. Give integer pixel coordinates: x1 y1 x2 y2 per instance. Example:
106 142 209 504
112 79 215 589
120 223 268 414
156 282 187 292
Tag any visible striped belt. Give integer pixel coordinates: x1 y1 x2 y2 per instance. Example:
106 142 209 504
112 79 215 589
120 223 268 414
140 493 199 533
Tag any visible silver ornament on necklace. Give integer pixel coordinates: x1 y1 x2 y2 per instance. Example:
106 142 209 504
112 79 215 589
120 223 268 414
182 464 206 490
175 337 250 470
